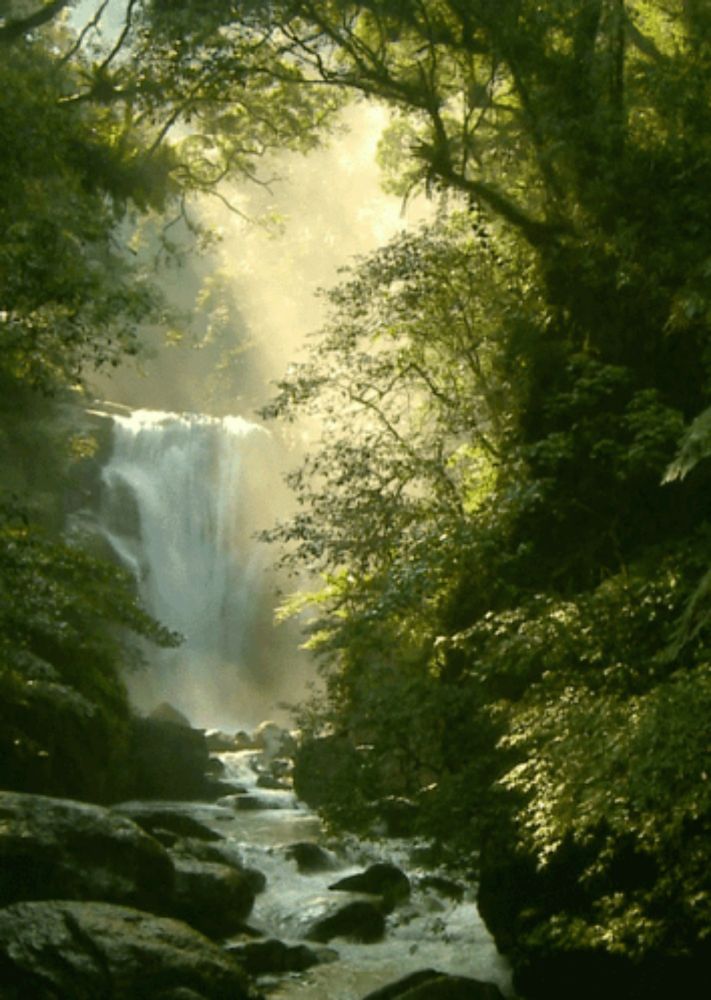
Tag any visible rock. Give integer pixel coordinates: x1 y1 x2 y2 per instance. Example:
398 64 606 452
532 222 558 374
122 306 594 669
205 729 239 752
205 756 226 776
361 970 505 999
206 779 248 800
112 802 224 843
329 863 410 909
234 730 257 751
285 841 337 873
0 652 128 803
171 857 256 938
253 721 296 760
126 717 211 800
150 702 192 727
226 937 322 974
256 773 290 791
169 839 267 895
0 900 255 1000
0 790 173 913
417 874 465 902
305 900 386 943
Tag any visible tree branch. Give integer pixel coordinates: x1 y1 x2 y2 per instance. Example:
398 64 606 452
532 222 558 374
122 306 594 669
0 0 68 44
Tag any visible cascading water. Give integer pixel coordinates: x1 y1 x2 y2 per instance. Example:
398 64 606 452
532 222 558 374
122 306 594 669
97 408 291 729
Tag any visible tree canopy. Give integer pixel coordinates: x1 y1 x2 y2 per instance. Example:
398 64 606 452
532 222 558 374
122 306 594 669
1 3 710 993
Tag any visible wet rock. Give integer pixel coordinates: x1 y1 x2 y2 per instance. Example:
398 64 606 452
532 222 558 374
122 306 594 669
205 756 226 777
205 729 239 752
112 802 224 843
361 970 505 999
253 721 296 760
330 862 411 908
417 874 465 902
256 773 290 791
226 937 322 974
0 900 254 1000
169 839 267 895
207 780 249 800
171 858 256 939
0 652 127 803
285 841 337 873
234 730 258 751
0 790 173 912
305 900 386 943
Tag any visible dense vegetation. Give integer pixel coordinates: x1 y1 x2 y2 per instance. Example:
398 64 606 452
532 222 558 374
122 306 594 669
1 2 709 995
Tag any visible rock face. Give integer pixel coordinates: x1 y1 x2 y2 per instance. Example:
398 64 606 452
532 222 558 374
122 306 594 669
0 652 127 803
361 970 505 1000
0 791 174 913
0 900 255 1000
306 900 386 943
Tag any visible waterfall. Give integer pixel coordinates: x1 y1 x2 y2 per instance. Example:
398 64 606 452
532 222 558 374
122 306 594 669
98 408 287 729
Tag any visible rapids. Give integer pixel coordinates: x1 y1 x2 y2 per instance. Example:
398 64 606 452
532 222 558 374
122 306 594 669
187 749 513 999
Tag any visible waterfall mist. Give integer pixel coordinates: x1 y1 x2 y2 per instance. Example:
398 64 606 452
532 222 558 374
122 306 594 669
87 104 425 729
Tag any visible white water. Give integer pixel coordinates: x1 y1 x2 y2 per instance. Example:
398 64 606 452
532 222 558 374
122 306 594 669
187 751 514 999
99 408 290 729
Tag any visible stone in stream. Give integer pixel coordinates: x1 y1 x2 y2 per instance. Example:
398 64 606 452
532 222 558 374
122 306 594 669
305 899 386 943
361 969 505 1000
416 874 466 902
0 790 174 913
0 900 256 1000
168 837 267 895
226 937 325 974
285 840 337 873
112 801 225 843
171 857 257 939
329 862 411 909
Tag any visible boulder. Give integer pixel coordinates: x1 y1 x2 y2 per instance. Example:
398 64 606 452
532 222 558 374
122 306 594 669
0 653 128 803
253 721 296 760
171 857 256 938
0 790 173 912
168 839 267 895
126 717 211 801
417 874 465 902
226 937 322 974
0 900 255 1000
149 702 192 727
361 971 505 999
255 773 290 791
305 900 386 944
205 729 239 752
112 802 224 843
285 841 337 873
329 863 410 909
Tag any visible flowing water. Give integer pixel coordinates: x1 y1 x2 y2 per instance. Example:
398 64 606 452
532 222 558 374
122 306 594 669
95 405 512 997
187 750 513 1000
97 408 295 728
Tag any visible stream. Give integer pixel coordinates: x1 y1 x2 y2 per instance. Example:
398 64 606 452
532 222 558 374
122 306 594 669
185 746 513 1000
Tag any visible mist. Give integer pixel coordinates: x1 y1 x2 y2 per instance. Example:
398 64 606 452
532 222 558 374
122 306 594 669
86 101 425 729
